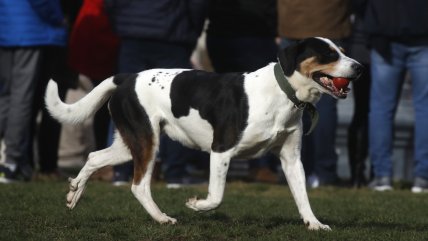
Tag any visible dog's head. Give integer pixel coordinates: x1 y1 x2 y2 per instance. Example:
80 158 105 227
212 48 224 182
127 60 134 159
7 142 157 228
278 37 362 99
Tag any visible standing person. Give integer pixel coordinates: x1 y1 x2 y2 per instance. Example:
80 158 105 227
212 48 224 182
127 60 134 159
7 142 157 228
0 0 67 183
31 0 82 181
206 0 280 183
277 0 352 188
104 0 210 187
346 9 371 188
68 0 119 152
357 0 428 192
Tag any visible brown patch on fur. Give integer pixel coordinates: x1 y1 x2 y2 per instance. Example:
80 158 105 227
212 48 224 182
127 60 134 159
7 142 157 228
117 127 154 185
299 57 339 77
133 138 154 185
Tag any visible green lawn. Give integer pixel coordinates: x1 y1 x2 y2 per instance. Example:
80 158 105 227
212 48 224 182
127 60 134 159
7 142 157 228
1 181 427 241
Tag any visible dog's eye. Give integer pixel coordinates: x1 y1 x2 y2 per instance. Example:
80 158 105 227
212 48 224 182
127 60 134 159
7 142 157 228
327 51 339 60
329 51 338 57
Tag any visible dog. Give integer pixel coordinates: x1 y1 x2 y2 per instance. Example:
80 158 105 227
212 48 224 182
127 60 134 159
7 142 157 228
45 37 362 230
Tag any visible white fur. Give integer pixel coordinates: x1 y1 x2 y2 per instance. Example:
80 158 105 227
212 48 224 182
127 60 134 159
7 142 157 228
45 77 116 124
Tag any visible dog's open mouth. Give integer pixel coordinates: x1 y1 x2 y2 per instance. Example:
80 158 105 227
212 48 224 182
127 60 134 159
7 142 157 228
312 72 352 99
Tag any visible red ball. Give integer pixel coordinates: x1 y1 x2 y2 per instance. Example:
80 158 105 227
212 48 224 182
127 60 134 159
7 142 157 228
332 77 350 89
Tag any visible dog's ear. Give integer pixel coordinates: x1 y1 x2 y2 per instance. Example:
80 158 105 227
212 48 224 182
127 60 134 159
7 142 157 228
278 42 300 77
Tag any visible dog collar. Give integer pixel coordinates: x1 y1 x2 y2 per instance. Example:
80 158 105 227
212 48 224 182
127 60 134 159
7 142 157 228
274 63 319 135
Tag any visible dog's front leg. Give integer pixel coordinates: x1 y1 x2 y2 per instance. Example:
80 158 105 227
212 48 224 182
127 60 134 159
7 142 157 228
278 130 331 231
186 151 231 211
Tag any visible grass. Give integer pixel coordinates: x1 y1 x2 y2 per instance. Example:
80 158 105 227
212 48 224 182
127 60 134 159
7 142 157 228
1 181 427 241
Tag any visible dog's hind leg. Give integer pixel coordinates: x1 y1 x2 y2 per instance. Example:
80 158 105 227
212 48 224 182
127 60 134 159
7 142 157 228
278 130 331 231
186 150 231 211
129 125 177 224
67 132 132 209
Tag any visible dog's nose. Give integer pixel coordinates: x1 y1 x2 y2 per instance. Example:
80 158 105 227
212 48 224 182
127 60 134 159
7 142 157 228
351 63 364 75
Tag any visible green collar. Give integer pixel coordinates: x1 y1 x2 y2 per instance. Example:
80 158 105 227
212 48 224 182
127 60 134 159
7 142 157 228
273 63 319 135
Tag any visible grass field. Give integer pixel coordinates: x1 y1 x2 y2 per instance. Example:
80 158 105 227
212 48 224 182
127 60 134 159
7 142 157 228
1 180 427 241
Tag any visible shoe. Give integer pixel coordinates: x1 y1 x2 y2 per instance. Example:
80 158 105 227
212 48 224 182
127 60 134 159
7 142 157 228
411 177 428 193
0 165 17 184
112 180 129 186
91 166 113 182
33 169 66 182
306 174 339 189
307 174 321 189
166 177 207 189
112 171 130 186
251 167 278 184
368 177 393 191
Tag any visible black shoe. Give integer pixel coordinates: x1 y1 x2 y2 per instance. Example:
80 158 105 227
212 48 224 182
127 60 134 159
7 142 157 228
0 165 17 184
411 177 428 193
368 177 393 191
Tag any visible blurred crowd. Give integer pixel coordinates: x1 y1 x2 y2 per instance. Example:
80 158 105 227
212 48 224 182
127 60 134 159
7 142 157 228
0 0 427 193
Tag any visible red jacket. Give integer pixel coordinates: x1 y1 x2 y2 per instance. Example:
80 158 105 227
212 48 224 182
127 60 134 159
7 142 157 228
68 0 119 80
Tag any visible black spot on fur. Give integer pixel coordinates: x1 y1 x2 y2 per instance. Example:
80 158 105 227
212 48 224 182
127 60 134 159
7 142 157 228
110 74 153 145
278 38 339 76
170 70 249 152
112 73 138 86
151 77 156 82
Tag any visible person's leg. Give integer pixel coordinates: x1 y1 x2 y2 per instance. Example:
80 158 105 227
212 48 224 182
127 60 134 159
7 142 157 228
35 47 74 175
312 95 338 184
0 48 12 140
347 63 371 187
369 46 406 181
1 48 41 180
407 45 428 182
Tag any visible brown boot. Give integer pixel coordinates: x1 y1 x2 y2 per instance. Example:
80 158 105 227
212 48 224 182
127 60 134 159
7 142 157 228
251 167 278 184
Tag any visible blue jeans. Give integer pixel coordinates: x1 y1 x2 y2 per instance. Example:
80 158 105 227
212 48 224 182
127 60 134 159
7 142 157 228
369 43 428 180
111 39 209 182
280 38 339 183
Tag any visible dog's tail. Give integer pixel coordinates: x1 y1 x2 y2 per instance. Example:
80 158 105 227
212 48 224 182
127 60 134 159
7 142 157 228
45 76 117 124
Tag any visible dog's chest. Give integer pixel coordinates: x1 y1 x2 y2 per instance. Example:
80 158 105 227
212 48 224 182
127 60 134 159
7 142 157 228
235 105 300 158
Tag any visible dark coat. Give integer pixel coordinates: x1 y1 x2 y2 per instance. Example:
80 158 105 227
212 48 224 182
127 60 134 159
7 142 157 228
104 0 208 48
353 0 428 59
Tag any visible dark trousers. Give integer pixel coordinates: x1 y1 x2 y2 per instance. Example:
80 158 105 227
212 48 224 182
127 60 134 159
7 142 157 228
112 39 209 182
347 63 370 186
31 46 77 173
301 95 338 183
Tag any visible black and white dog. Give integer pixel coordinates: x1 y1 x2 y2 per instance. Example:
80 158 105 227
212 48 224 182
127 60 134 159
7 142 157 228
45 37 362 230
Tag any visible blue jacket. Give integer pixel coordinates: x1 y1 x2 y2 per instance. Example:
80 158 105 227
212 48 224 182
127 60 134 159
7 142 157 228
105 0 208 48
0 0 67 47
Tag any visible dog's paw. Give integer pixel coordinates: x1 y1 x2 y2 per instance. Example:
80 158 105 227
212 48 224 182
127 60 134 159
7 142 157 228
185 196 200 211
157 213 177 225
66 177 86 209
186 196 221 212
305 220 331 231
